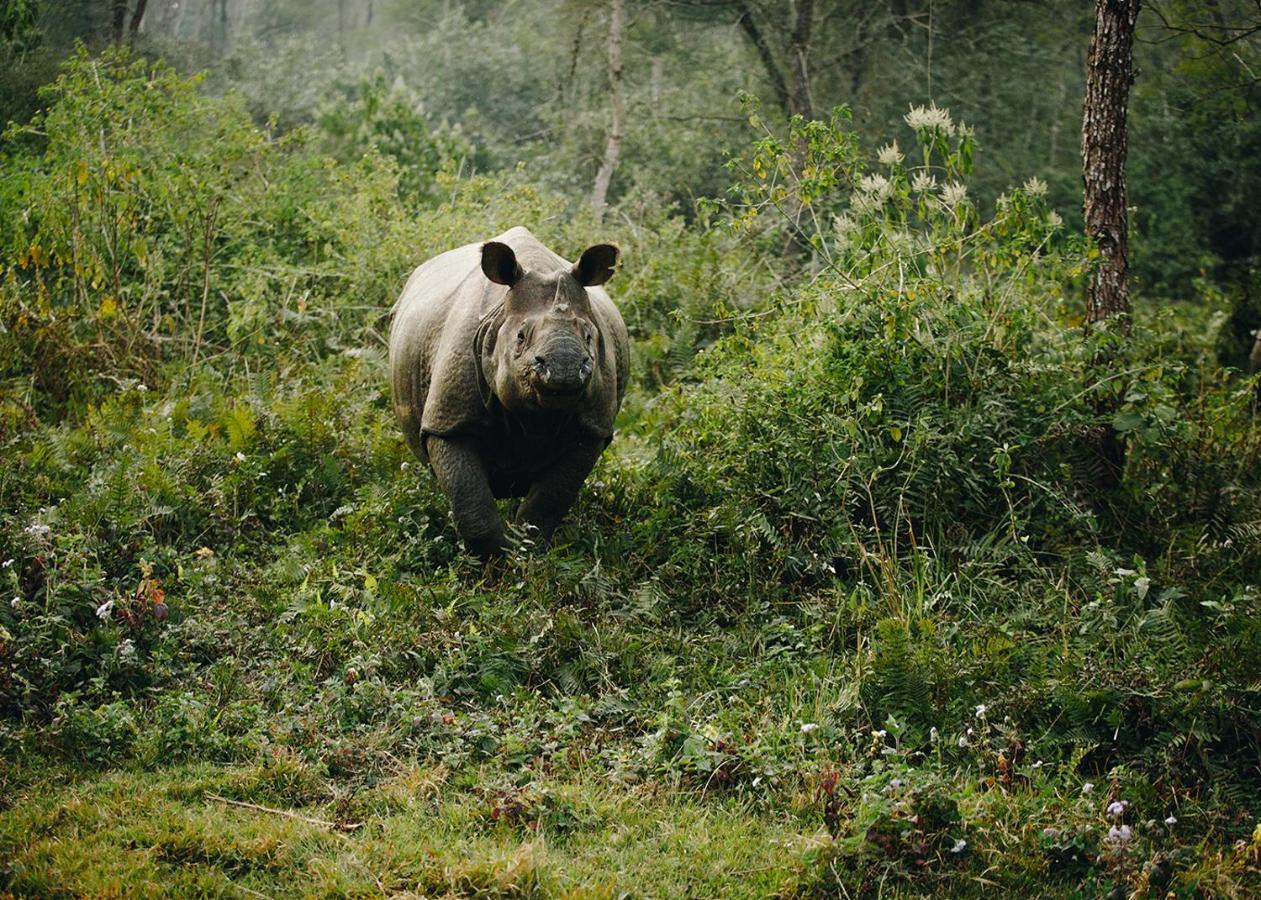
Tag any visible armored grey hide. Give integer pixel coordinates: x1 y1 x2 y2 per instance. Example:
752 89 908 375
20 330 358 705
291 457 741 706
388 227 629 556
389 227 629 464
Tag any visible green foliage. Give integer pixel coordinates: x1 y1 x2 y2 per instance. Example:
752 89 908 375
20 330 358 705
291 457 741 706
1 45 1260 898
317 70 471 204
0 47 412 418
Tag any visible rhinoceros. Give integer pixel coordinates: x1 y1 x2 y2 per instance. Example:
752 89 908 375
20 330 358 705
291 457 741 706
389 226 629 557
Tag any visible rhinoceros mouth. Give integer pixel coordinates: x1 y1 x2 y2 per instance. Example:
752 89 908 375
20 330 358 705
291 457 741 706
534 381 586 400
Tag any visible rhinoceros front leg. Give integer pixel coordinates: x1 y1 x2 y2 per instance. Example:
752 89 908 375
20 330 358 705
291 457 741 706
426 435 507 558
515 437 606 544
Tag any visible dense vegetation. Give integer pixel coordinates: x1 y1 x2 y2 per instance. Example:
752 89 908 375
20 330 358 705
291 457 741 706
1 1 1260 895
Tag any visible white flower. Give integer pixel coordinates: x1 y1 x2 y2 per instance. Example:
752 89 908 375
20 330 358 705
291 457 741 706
24 524 50 537
904 102 955 135
957 734 969 747
800 722 820 735
966 727 975 737
889 778 902 789
940 182 969 210
872 729 887 739
1082 782 1095 795
975 704 988 718
119 639 136 659
857 173 893 200
2 559 14 568
911 171 937 194
950 838 967 853
1023 176 1048 197
1031 760 1044 769
1047 210 1063 228
1164 815 1177 826
877 141 904 166
929 727 939 743
95 600 115 621
1105 824 1133 846
234 451 246 463
1106 800 1128 819
10 597 19 609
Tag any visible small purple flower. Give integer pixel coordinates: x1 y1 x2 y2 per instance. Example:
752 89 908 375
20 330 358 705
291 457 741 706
1106 800 1127 819
1105 824 1133 846
1081 782 1095 795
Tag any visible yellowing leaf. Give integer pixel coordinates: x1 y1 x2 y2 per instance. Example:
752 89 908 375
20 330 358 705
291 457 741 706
99 296 117 319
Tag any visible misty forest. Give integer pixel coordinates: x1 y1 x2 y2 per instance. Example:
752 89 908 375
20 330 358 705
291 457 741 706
2 0 1261 895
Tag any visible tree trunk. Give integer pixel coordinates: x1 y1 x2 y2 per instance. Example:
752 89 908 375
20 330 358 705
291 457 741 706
338 0 346 57
1081 0 1141 492
128 0 148 40
789 0 815 119
1082 0 1140 325
591 0 625 216
112 1 127 43
735 0 791 117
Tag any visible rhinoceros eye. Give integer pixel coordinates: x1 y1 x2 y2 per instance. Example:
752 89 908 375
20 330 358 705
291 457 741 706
516 328 526 344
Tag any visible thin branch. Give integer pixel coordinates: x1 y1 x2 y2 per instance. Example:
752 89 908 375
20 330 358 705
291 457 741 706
204 793 363 832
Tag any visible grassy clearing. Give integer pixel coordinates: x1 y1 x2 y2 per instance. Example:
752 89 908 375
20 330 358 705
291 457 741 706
2 762 825 897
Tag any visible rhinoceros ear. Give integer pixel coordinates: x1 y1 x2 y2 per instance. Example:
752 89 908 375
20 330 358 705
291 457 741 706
573 244 619 287
482 241 523 287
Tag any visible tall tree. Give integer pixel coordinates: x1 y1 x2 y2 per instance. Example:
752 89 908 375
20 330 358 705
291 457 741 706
110 0 146 43
1082 0 1141 324
591 0 625 215
1081 0 1141 489
788 0 815 119
733 0 789 115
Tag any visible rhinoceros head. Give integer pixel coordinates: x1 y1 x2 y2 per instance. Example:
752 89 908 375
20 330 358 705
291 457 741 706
480 240 618 413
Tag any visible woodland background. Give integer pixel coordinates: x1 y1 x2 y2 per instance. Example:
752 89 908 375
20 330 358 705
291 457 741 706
1 1 1260 895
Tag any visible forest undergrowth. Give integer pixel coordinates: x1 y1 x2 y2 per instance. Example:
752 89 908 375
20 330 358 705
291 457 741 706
1 51 1260 897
